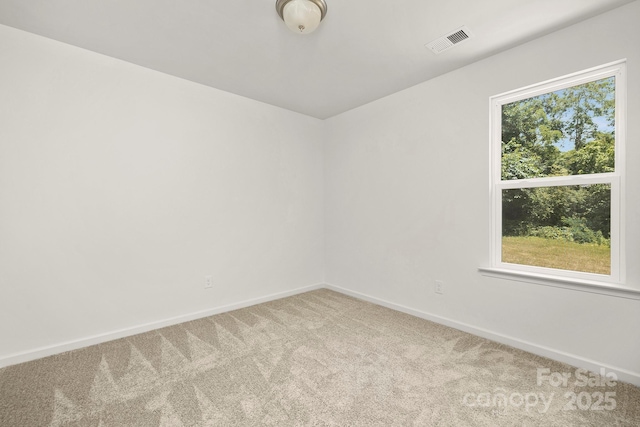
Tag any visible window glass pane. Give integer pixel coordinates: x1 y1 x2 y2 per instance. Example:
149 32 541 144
501 77 615 180
501 184 611 274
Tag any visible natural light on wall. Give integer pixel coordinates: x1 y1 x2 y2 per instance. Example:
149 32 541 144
488 61 626 286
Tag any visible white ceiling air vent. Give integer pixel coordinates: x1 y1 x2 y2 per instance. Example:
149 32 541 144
425 26 473 54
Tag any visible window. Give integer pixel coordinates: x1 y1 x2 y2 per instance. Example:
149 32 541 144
489 61 625 286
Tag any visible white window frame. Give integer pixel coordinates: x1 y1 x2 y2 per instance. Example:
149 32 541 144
488 61 626 288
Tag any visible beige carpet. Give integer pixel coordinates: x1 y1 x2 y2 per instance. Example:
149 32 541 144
1 289 638 426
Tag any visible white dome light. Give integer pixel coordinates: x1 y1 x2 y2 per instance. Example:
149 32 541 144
276 0 328 35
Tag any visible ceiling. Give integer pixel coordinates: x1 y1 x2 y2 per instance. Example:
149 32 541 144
0 0 634 119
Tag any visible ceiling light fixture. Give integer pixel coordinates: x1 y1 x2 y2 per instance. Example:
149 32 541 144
276 0 328 35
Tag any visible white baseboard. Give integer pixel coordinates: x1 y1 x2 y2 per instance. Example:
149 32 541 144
325 283 640 388
4 281 638 388
0 283 324 369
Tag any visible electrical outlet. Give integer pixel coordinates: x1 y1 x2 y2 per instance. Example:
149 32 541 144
204 275 213 289
435 280 444 295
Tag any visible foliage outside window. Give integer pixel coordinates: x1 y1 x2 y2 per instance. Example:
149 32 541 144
490 62 625 284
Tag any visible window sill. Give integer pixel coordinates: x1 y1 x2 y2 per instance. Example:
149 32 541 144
477 267 640 300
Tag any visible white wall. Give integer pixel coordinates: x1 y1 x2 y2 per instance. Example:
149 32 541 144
325 2 640 383
0 25 324 361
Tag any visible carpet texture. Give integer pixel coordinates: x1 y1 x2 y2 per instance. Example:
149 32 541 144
1 289 639 426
